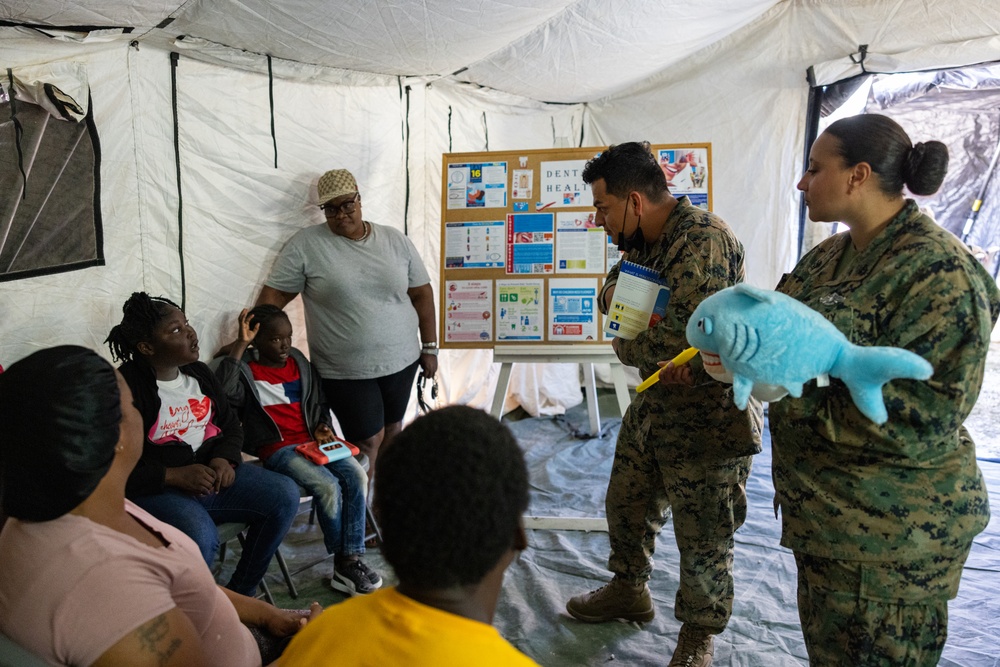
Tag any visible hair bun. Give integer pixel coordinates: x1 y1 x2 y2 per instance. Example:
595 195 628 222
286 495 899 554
903 142 926 181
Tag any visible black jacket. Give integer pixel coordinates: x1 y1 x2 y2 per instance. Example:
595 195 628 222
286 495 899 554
119 360 244 498
213 348 333 456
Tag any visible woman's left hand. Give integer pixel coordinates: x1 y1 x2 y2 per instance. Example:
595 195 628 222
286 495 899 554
208 457 236 491
419 352 438 377
262 602 323 637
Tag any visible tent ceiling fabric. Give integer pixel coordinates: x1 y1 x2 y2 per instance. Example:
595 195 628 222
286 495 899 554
1 0 781 103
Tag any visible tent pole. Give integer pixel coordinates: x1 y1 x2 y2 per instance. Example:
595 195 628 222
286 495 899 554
170 51 186 311
961 125 1000 245
798 68 823 260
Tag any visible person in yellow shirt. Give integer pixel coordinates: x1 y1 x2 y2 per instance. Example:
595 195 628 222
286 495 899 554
279 405 539 666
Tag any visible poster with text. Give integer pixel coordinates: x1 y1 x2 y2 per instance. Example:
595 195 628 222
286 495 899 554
445 220 505 268
496 280 544 342
444 280 493 343
506 212 554 274
606 239 623 272
686 193 709 210
548 278 598 341
447 162 508 209
539 159 593 208
556 211 605 273
601 243 623 342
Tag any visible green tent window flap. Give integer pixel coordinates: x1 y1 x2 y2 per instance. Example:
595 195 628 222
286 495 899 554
0 81 103 283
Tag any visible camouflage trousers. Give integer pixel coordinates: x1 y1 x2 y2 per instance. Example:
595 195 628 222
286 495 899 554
794 549 969 666
605 409 752 632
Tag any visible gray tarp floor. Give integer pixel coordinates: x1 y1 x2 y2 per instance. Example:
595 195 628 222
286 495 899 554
251 401 1000 666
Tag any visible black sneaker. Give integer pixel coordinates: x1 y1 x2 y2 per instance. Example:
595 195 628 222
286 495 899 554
354 559 383 588
331 560 378 596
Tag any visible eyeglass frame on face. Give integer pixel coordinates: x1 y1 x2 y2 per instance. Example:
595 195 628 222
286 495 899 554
320 192 360 217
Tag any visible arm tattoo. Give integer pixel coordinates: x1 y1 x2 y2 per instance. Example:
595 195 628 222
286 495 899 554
136 614 183 665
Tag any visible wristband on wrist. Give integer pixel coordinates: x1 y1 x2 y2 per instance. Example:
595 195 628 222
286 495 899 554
421 341 438 349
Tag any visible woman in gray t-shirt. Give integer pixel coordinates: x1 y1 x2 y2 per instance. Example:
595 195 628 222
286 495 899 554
257 169 438 491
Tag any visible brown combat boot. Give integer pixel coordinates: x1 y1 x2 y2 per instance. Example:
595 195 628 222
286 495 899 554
565 577 654 623
667 624 715 667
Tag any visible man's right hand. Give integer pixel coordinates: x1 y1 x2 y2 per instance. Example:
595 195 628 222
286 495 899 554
165 464 217 495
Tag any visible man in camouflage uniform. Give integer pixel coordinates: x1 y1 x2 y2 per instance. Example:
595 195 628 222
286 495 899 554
565 142 762 667
770 199 1000 665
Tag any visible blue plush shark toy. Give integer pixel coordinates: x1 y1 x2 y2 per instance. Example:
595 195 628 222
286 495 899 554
685 284 933 424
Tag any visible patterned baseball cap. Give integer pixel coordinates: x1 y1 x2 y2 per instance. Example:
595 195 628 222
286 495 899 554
317 169 359 206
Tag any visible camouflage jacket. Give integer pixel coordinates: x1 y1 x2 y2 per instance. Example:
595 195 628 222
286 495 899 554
770 200 1000 561
604 196 762 461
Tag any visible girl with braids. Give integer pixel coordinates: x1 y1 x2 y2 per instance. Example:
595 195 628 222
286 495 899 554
769 114 1000 663
215 305 382 596
106 292 300 597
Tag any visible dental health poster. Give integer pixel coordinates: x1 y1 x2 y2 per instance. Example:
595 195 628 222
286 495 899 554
539 160 593 208
506 212 554 274
447 162 508 209
548 278 598 341
444 220 505 268
444 280 493 343
555 211 605 274
496 280 544 341
657 148 709 209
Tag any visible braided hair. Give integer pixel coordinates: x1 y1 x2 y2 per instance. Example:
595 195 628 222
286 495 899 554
105 292 181 363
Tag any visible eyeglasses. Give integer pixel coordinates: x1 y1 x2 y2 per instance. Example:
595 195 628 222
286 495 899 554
320 192 360 217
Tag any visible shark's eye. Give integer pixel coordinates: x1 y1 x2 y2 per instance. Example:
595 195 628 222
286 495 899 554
698 317 713 335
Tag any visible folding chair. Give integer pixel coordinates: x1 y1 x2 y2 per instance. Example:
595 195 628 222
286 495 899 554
215 522 296 603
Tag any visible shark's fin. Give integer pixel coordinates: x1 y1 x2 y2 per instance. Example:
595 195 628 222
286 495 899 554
732 374 753 409
731 283 782 304
833 345 934 424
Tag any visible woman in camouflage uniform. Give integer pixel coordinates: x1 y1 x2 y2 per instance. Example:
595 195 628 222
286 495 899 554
770 114 1000 665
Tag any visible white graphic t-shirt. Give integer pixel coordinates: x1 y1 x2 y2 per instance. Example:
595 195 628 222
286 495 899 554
150 374 220 452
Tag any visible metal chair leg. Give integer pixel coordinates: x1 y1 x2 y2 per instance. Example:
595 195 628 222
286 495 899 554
257 578 275 605
274 548 298 599
364 504 382 546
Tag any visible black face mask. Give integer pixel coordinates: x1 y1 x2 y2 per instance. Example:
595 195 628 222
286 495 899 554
617 204 647 254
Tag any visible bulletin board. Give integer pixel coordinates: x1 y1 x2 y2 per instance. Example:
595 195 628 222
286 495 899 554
439 144 712 349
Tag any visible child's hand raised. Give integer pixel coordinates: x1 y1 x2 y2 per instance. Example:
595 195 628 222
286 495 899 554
237 308 260 344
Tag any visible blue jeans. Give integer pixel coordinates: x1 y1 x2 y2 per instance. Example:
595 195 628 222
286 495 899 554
132 462 299 596
265 445 369 557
